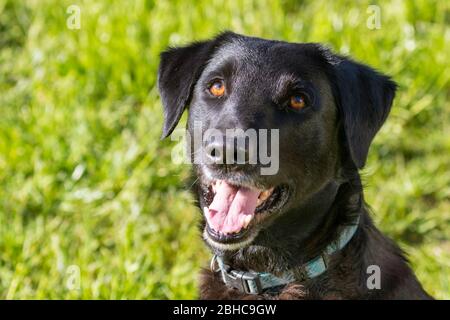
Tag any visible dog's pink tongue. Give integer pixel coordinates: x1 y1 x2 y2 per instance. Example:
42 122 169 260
205 181 259 234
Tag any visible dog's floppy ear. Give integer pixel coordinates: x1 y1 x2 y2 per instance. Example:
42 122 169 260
331 57 397 168
158 33 234 138
158 40 216 138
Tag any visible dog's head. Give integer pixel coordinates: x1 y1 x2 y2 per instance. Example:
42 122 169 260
158 32 396 251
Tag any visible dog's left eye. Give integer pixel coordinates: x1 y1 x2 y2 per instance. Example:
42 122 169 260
289 94 307 110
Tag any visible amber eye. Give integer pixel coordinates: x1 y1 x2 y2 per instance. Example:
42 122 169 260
209 80 225 97
289 94 307 110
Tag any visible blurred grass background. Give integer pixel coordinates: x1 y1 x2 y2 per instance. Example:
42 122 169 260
0 0 448 299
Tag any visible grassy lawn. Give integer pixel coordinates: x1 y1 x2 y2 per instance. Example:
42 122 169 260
0 0 448 299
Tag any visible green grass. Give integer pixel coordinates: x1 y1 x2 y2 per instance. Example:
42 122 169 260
0 0 448 299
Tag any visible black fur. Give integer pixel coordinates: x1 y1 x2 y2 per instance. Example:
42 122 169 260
331 58 398 168
158 32 432 300
158 33 234 138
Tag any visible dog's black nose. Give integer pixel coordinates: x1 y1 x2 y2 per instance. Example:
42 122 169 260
204 136 250 167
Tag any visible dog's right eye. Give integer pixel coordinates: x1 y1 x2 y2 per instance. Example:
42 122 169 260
208 80 226 97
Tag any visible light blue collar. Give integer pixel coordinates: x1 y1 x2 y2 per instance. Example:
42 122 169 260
211 216 360 295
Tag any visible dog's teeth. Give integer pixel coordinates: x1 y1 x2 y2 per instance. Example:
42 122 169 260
259 188 273 202
243 215 253 228
256 198 262 206
211 180 222 193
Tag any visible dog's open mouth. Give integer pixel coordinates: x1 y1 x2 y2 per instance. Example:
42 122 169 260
202 179 289 247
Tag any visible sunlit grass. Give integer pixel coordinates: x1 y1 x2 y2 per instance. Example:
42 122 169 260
0 0 448 299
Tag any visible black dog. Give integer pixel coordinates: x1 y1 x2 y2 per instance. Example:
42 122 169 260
158 32 432 299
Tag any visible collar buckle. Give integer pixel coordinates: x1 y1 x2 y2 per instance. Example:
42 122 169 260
222 268 263 294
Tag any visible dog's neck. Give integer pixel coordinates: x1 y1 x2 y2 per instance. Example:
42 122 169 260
222 178 362 275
